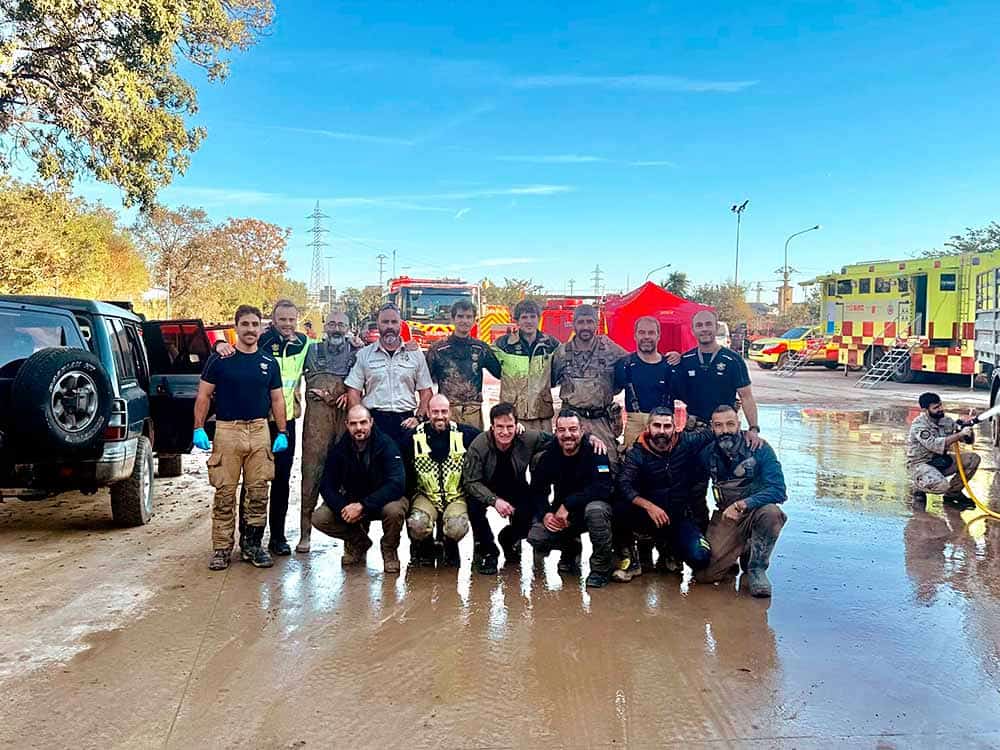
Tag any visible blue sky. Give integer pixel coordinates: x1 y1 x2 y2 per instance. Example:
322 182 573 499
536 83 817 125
81 1 1000 303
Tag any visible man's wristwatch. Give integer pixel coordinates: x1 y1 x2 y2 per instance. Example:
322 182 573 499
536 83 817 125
748 425 760 433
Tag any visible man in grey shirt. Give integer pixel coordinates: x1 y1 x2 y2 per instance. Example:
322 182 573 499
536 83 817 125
346 303 433 450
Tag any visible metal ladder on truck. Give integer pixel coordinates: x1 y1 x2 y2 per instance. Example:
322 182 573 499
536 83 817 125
775 338 827 377
854 339 920 389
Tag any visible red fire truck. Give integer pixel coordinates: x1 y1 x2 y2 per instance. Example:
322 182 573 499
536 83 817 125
384 276 481 347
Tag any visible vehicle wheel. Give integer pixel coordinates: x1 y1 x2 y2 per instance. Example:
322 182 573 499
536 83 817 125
991 383 1000 447
756 362 774 370
824 361 840 370
862 346 883 372
111 436 154 526
776 353 790 369
11 348 113 452
157 454 183 477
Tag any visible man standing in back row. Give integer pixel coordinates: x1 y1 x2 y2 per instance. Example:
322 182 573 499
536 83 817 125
194 304 289 571
494 299 561 432
425 299 501 429
615 316 681 449
552 304 627 466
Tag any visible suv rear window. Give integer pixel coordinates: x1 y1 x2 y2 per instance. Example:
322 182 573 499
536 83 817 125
0 308 86 375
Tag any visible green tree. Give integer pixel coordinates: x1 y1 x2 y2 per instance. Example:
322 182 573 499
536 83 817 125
689 282 753 326
661 271 690 297
0 1 274 208
481 277 545 310
917 221 1000 257
132 205 215 315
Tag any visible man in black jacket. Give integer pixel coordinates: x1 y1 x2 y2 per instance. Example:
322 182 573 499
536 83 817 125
615 407 715 581
527 408 616 588
311 405 409 573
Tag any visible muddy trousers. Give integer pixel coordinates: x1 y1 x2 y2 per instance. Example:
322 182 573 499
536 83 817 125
407 494 470 542
299 393 347 541
620 505 711 571
311 498 409 554
910 453 980 495
695 504 786 583
622 412 650 451
468 495 536 558
265 419 297 546
577 414 621 470
527 500 615 575
449 403 484 430
209 419 275 551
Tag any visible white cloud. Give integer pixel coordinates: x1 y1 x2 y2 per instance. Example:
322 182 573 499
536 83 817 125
510 74 758 93
628 160 677 168
270 126 416 146
454 208 471 220
497 154 608 164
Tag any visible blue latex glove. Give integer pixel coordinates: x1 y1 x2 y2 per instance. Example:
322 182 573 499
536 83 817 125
193 428 211 451
272 432 289 453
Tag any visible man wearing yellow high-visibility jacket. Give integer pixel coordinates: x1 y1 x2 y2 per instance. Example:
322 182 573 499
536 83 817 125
403 393 480 568
215 299 312 556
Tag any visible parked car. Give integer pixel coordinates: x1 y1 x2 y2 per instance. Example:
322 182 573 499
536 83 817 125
0 296 213 525
747 325 837 370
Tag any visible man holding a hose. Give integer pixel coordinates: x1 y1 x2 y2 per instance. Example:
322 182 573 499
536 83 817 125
907 392 979 510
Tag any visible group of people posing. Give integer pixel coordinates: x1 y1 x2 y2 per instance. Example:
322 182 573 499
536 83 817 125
193 297 788 598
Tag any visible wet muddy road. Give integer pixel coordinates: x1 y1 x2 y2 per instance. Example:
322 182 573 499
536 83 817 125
3 405 1000 748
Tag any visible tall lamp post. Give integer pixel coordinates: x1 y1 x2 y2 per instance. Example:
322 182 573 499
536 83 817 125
644 263 672 282
778 225 821 313
731 200 749 290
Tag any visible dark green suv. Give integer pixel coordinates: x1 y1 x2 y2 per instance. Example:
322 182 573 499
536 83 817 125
0 296 214 525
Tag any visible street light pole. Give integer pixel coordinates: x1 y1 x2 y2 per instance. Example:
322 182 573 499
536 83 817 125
778 224 821 313
731 200 749 289
644 263 672 282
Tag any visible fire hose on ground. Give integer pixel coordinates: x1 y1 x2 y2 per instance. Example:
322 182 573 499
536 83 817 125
954 403 1000 521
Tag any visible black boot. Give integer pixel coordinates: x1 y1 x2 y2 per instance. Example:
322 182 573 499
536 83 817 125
241 525 274 568
557 537 582 575
745 530 778 598
412 537 437 567
442 538 462 568
943 492 976 511
637 540 654 572
498 526 521 564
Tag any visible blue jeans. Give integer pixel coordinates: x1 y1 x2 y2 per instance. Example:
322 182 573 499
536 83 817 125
624 504 711 570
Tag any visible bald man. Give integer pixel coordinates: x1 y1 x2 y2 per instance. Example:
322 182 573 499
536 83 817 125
297 312 362 553
401 393 481 568
311 404 409 573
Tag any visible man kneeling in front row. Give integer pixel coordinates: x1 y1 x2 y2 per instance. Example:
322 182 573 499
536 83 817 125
695 404 787 597
311 405 409 572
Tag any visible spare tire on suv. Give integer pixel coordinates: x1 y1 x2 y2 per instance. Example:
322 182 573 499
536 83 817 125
12 347 113 452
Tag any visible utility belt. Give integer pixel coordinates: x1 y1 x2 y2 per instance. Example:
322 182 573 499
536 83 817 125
569 405 612 420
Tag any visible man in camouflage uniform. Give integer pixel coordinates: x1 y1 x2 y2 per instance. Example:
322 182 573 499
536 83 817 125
425 299 501 429
551 304 627 467
296 312 362 553
906 392 978 510
494 299 561 432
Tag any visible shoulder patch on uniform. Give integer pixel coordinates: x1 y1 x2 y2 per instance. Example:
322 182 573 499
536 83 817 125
919 429 931 439
597 464 610 473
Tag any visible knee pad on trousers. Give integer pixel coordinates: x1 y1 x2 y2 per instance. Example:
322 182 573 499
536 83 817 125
443 515 470 541
407 510 433 540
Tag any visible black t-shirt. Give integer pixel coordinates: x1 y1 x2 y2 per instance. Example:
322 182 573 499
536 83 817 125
201 350 281 421
614 354 675 413
674 346 751 422
491 448 523 500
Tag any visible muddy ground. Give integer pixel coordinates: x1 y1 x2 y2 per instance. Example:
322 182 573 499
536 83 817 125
3 370 1000 748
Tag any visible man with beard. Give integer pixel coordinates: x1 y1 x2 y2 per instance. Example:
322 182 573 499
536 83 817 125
494 299 561 432
672 308 761 530
425 299 501 429
615 316 681 449
906 392 978 509
527 408 616 588
310 405 409 572
695 404 787 597
296 312 363 553
551 305 627 467
346 303 433 450
614 407 716 581
213 299 308 557
195 305 289 571
403 393 480 568
462 402 608 575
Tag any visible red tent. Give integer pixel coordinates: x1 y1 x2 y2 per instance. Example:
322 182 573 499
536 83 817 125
604 282 714 354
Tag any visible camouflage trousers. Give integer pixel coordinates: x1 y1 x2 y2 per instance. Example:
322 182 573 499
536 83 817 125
910 452 980 495
449 403 484 430
208 419 274 550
